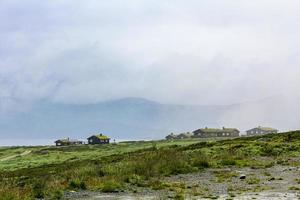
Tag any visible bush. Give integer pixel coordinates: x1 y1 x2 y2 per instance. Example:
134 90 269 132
192 157 210 169
260 145 282 156
32 182 45 199
50 190 64 200
125 174 144 186
101 180 122 193
68 180 87 190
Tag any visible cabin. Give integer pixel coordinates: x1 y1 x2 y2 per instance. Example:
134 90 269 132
87 133 110 145
165 132 193 140
165 133 176 140
246 126 278 136
193 127 240 138
176 132 193 139
54 138 83 146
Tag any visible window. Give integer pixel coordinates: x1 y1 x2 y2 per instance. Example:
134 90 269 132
90 139 93 143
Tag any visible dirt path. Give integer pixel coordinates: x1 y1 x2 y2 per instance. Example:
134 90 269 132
0 150 32 162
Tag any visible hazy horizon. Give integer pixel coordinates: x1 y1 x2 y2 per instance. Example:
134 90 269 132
1 1 300 142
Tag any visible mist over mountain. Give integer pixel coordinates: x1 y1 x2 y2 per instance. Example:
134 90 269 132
0 96 297 142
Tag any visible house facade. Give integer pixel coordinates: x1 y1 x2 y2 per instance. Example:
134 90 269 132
54 138 83 146
165 132 192 140
87 133 110 144
246 126 278 136
193 127 240 138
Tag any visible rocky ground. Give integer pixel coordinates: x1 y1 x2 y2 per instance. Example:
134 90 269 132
65 165 300 199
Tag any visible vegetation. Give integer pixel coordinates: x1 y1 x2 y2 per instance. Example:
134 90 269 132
0 131 299 199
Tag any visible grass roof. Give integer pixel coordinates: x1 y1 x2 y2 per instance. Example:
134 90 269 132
95 134 110 140
252 127 278 131
195 128 239 133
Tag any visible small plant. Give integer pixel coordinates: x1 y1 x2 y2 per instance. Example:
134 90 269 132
246 177 260 185
289 186 300 190
214 171 238 182
228 193 236 197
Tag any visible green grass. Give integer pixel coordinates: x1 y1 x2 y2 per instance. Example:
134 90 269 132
0 139 201 171
0 131 299 199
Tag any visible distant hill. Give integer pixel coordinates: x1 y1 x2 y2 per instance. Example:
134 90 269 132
0 96 298 141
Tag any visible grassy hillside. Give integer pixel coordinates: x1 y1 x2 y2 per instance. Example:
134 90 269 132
0 132 299 199
0 139 204 171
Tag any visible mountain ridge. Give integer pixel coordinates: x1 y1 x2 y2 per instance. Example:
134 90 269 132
0 96 298 141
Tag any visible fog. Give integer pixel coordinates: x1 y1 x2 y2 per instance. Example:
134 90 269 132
0 1 300 139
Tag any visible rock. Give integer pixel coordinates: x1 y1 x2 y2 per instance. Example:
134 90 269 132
288 167 296 171
240 174 246 179
268 177 275 181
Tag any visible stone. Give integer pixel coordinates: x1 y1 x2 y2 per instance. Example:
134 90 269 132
240 174 246 179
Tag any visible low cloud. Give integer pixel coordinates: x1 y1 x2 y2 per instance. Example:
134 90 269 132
0 0 299 106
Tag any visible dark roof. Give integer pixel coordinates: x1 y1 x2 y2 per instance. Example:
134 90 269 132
194 127 239 133
88 134 110 140
177 133 193 137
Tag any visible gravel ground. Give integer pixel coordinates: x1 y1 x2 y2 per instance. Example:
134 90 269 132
65 165 300 200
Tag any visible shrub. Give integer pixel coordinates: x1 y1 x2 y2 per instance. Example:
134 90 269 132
50 190 64 200
125 174 144 186
260 145 282 156
68 180 87 190
101 180 122 193
192 157 210 169
32 182 45 199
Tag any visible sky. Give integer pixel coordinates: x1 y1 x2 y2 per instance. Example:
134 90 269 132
1 0 300 106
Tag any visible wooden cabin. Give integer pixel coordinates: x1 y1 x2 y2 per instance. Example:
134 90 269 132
87 133 110 145
54 138 83 146
193 127 240 138
246 126 278 136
